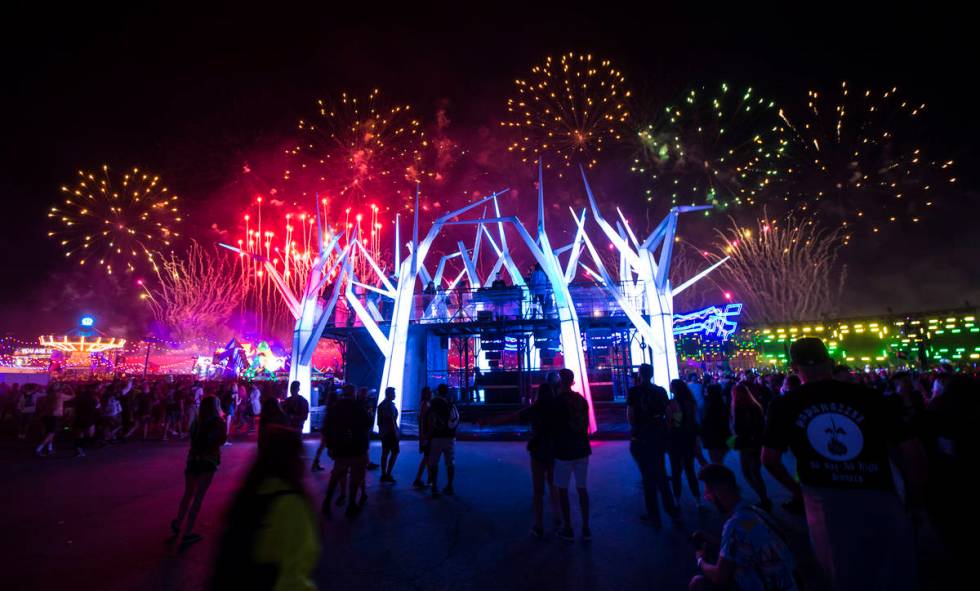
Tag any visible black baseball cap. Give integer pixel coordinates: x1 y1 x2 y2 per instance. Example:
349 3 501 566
790 337 832 367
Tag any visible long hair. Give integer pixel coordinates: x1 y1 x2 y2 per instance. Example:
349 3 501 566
670 379 695 406
731 383 762 416
534 382 556 405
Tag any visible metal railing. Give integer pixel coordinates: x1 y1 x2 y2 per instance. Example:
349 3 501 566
328 281 658 328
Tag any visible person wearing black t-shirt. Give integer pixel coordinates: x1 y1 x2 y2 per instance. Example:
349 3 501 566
553 369 592 542
627 364 678 528
321 384 372 518
762 338 926 591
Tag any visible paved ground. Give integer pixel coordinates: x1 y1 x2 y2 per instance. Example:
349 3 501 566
1 433 822 591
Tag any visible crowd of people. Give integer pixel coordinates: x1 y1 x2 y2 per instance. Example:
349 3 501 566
0 376 313 456
2 337 977 590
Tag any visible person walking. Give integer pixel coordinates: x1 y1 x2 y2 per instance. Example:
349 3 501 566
36 384 72 456
211 424 319 590
219 384 236 444
321 384 371 518
283 380 310 432
357 387 381 471
668 379 701 507
171 395 227 548
248 382 262 434
762 338 926 591
553 369 592 541
627 364 677 528
427 384 459 497
376 387 400 484
526 381 562 538
72 386 100 457
16 384 38 440
311 387 338 472
411 386 433 489
732 383 771 512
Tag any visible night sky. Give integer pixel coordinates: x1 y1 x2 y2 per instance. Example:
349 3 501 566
2 6 977 337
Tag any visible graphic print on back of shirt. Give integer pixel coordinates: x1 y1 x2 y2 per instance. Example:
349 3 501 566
801 406 865 462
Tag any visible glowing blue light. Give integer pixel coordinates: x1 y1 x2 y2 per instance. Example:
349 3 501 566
673 303 743 340
80 315 95 328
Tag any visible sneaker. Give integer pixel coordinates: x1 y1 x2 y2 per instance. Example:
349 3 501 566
345 503 361 518
556 527 574 541
367 462 380 470
311 463 325 472
412 479 426 489
170 519 181 535
181 532 202 545
530 525 544 539
75 448 86 458
223 442 232 447
442 485 454 496
582 527 592 542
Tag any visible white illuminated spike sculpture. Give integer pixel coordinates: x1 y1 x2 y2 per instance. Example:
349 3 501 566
219 201 351 433
440 162 597 432
577 167 729 390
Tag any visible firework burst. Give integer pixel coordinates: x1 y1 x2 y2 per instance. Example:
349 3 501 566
230 196 385 336
48 165 182 274
283 89 426 211
501 52 631 173
778 81 956 238
631 83 791 211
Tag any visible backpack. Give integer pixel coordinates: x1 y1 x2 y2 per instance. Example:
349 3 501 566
429 399 459 432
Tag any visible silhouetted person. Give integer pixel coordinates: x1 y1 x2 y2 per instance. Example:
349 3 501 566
377 387 400 484
526 382 562 538
700 383 731 465
732 383 770 512
283 380 310 432
426 384 459 497
171 396 227 548
763 338 925 591
412 386 433 489
627 364 677 527
211 424 319 590
553 369 592 541
321 384 371 518
668 379 701 507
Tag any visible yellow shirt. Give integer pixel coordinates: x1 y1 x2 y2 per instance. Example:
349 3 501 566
253 478 321 591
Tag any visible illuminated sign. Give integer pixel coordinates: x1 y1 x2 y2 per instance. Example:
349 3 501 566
673 303 743 341
80 315 95 328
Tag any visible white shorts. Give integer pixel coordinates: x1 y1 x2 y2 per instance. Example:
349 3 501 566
554 457 589 489
428 437 455 467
